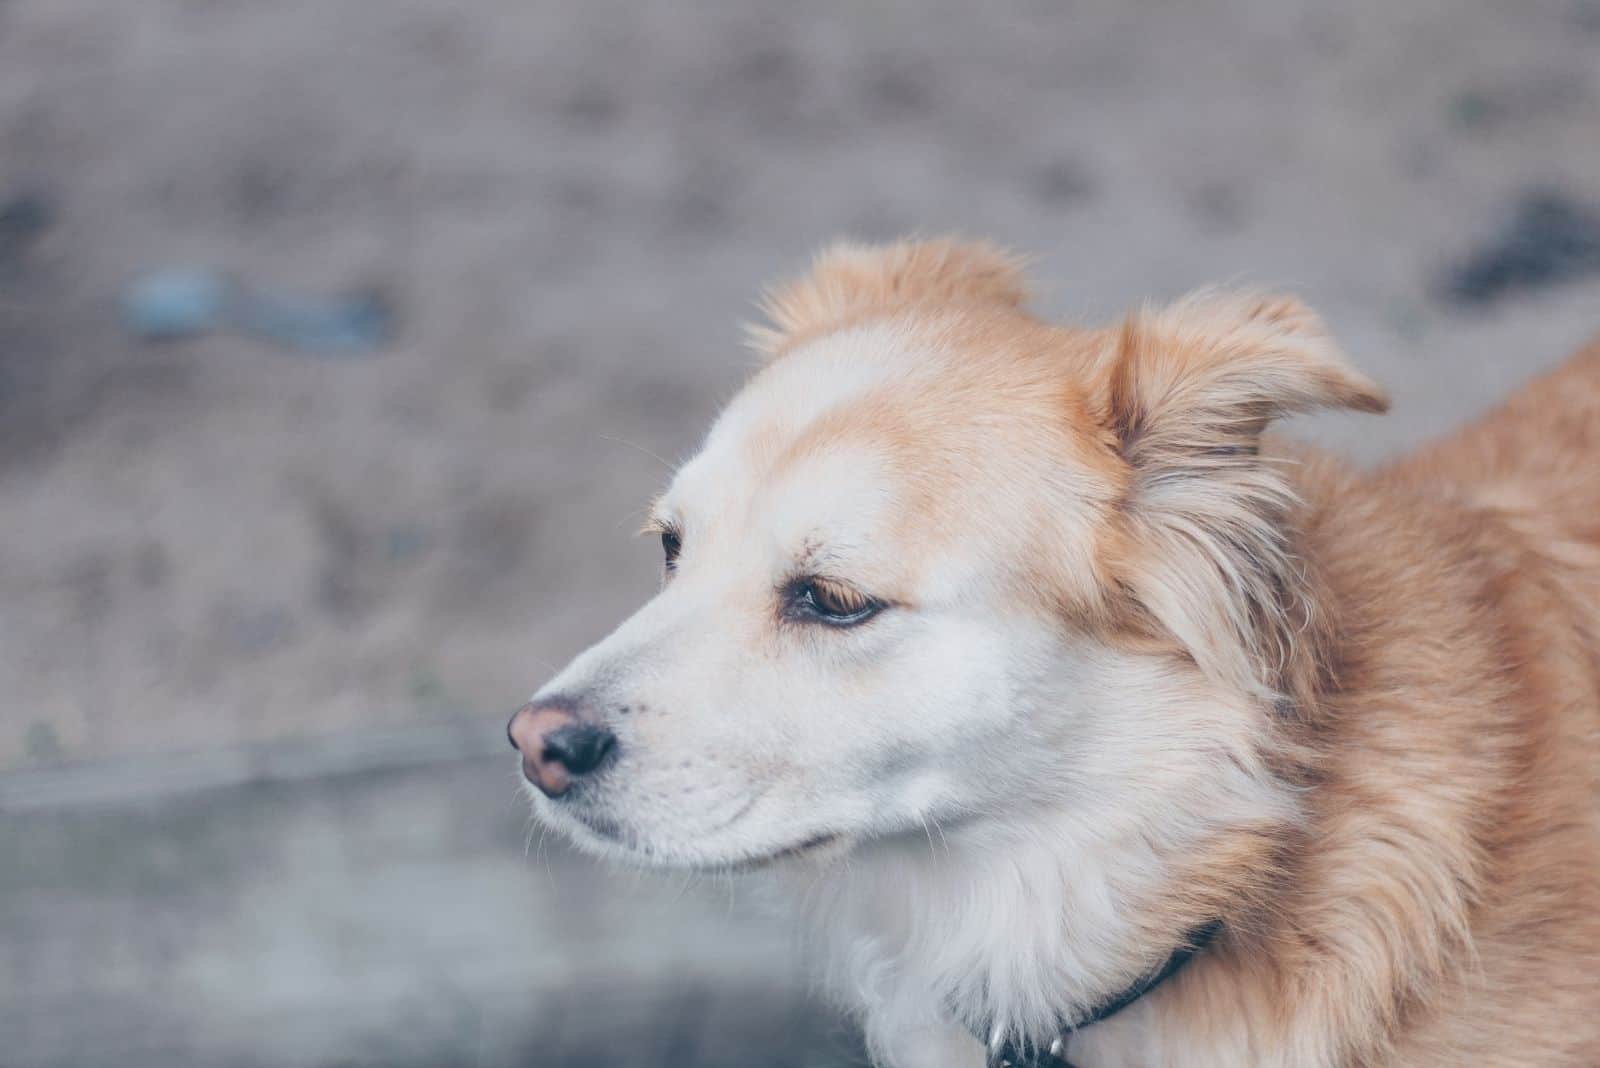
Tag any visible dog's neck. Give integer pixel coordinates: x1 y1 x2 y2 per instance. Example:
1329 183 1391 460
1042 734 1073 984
981 917 1222 1067
784 720 1298 1066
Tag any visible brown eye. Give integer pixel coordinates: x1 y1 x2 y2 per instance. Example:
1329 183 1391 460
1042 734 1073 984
661 528 682 572
789 577 883 627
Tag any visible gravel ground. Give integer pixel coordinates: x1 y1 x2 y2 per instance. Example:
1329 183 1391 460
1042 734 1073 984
1 1 1597 1065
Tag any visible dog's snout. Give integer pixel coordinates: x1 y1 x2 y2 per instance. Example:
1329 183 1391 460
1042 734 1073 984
507 698 618 798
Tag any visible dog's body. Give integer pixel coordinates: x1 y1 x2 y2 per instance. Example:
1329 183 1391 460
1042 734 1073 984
515 241 1600 1067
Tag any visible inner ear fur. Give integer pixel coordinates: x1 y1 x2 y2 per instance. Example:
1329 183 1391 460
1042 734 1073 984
1094 290 1388 700
746 237 1029 357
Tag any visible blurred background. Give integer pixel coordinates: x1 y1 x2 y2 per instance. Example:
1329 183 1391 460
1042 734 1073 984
2 1 1599 1065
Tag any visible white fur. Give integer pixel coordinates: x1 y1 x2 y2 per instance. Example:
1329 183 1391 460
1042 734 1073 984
779 649 1295 1066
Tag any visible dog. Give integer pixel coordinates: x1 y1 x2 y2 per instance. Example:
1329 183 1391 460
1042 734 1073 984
510 239 1600 1067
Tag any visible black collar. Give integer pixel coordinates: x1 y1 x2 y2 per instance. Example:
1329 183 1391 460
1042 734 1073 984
980 920 1222 1068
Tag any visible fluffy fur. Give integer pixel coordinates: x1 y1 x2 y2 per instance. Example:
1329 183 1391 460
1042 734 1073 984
521 239 1600 1066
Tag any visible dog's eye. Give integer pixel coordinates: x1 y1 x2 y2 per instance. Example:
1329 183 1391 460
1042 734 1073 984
789 577 883 627
660 528 682 572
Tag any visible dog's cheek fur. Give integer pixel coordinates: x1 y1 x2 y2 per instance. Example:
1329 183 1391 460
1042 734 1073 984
783 642 1300 1067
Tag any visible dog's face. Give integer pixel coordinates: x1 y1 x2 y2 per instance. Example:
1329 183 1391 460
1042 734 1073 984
518 240 1385 873
525 313 1121 868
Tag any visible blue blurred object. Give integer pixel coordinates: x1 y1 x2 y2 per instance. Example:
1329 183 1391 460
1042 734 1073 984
231 284 393 353
122 267 228 340
123 267 392 354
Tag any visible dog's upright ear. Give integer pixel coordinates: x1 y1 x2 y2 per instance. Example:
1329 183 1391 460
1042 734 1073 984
1093 291 1388 699
747 237 1029 357
1101 291 1387 454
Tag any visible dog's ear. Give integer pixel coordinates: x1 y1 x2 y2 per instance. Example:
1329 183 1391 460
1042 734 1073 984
746 238 1029 357
1093 291 1387 698
1101 290 1387 455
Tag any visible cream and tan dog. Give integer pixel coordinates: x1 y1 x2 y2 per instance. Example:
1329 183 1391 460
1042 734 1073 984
510 240 1600 1067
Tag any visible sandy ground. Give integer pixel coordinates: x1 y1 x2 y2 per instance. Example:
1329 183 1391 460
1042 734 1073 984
1 1 1598 1065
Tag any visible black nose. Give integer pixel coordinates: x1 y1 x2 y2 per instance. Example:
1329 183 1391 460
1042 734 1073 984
541 722 618 777
508 700 620 797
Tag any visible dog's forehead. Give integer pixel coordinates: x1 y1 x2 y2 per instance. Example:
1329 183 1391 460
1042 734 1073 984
714 323 921 460
660 315 1115 601
668 323 923 525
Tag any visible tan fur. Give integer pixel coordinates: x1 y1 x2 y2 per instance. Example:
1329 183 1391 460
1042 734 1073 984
753 242 1600 1065
747 237 1030 358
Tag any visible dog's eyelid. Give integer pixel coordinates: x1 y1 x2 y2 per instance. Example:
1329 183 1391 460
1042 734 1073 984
640 513 683 538
809 576 869 610
781 573 890 627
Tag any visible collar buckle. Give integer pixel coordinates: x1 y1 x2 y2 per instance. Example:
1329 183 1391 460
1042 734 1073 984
986 1028 1069 1068
977 919 1222 1068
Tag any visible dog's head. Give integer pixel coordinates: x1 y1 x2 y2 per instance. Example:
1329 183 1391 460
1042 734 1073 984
513 239 1385 872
